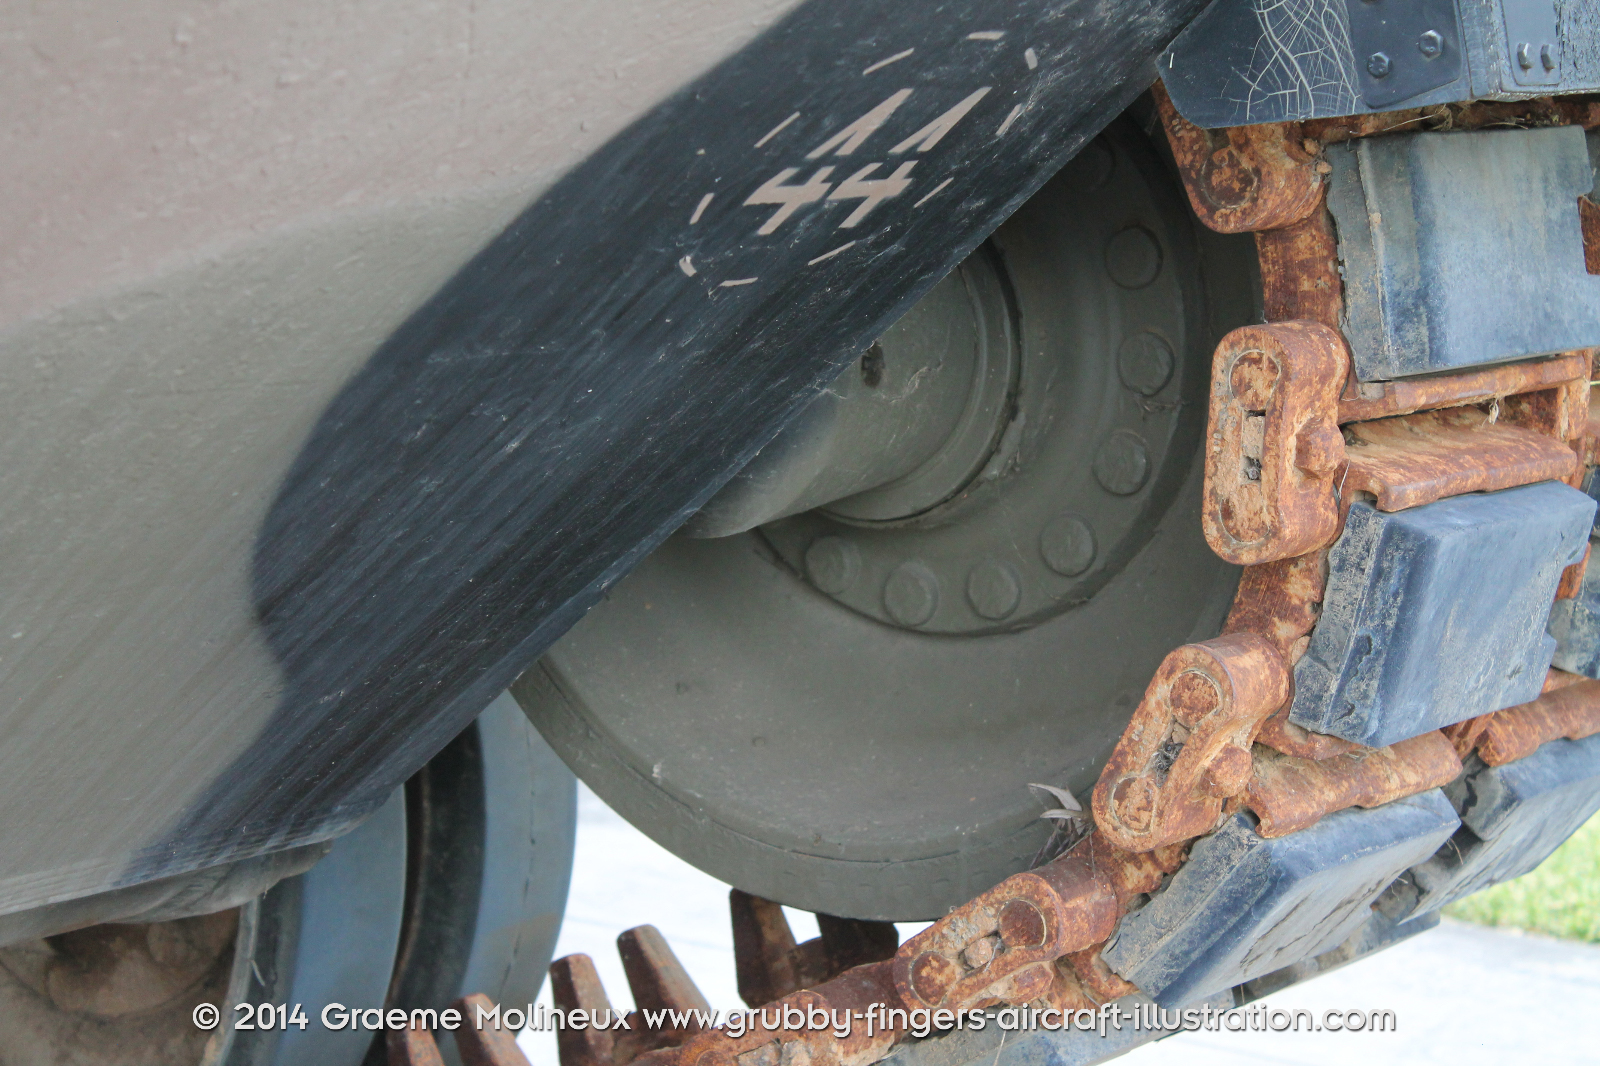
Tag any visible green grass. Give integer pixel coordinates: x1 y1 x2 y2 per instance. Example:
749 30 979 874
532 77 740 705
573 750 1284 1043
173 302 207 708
1444 810 1600 942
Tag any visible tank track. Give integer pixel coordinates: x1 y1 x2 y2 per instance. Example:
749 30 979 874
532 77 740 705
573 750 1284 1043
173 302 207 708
387 93 1600 1066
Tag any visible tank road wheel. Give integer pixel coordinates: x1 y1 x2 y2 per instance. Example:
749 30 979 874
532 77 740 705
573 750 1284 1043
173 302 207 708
516 110 1260 920
0 696 574 1066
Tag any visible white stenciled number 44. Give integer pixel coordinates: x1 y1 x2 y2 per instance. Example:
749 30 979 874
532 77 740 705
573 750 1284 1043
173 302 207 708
742 87 991 235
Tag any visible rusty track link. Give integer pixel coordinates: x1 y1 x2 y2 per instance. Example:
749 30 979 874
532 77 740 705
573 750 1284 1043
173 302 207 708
410 84 1600 1066
1447 672 1600 766
1091 634 1289 851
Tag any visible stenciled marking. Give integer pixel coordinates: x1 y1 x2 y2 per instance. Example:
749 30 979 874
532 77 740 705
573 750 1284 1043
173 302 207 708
678 255 697 276
719 277 758 287
890 87 991 153
829 162 917 227
807 89 913 158
913 177 953 208
808 240 858 265
745 166 837 234
1025 47 1038 69
862 48 915 75
995 103 1023 137
689 194 714 224
738 85 998 236
967 30 1005 40
755 112 801 148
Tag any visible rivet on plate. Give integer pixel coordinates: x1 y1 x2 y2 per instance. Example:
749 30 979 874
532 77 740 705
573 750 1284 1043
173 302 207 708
966 560 1022 620
805 536 861 595
1117 331 1175 396
1104 227 1162 290
1092 430 1150 496
1039 515 1097 576
884 561 940 627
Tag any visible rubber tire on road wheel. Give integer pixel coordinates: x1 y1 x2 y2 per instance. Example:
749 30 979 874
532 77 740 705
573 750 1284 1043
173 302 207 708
0 694 574 1066
516 107 1258 921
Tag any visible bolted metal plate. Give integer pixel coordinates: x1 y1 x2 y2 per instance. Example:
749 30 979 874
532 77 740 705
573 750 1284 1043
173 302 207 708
1102 793 1460 1008
1501 0 1562 88
1346 0 1464 109
1159 0 1600 127
1291 483 1595 749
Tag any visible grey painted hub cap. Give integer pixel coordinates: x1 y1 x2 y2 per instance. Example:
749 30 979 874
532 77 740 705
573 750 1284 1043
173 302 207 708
516 119 1253 920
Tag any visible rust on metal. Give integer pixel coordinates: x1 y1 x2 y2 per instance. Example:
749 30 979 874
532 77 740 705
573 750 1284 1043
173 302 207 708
1440 715 1494 762
1336 353 1589 425
389 1026 449 1066
1244 731 1462 837
1153 82 1322 234
528 98 1600 1066
1222 551 1324 661
1545 667 1589 692
1036 958 1101 1011
1472 677 1600 766
1255 705 1362 761
456 994 536 1066
1203 322 1347 565
1255 210 1344 330
1447 665 1599 765
1093 634 1291 851
1582 196 1600 275
669 989 844 1066
1560 99 1600 129
1056 835 1183 1004
667 969 912 1066
1065 943 1139 1002
1342 407 1580 512
1557 544 1591 600
1500 373 1593 453
1581 389 1600 468
1304 97 1588 144
891 843 1116 1013
551 926 715 1066
619 925 713 1040
1220 551 1359 760
809 962 908 1066
550 954 622 1066
1077 831 1185 909
731 890 897 1008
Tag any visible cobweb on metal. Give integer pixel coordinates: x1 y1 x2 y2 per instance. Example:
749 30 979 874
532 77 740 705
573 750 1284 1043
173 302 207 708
1231 0 1359 123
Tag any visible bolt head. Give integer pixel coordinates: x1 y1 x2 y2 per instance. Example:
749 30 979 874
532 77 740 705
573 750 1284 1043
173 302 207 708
1417 30 1443 58
1517 42 1534 70
1541 43 1557 72
1366 51 1391 78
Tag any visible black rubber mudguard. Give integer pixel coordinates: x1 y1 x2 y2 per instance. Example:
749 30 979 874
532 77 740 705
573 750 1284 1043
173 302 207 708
170 0 1210 860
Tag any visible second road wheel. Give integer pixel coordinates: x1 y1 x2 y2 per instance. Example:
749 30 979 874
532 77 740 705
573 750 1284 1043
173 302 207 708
0 695 573 1066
